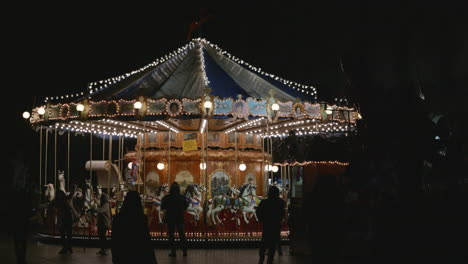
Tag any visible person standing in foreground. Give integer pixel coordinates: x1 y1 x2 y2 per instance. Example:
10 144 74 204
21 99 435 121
161 182 189 257
256 186 285 264
54 190 76 254
111 191 157 264
95 193 111 256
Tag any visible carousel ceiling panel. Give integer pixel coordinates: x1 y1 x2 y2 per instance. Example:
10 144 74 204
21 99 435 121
164 118 200 131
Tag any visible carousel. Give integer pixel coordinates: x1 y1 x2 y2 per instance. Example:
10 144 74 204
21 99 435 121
26 38 361 244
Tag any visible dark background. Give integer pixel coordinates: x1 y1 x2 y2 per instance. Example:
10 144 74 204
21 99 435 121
4 2 468 255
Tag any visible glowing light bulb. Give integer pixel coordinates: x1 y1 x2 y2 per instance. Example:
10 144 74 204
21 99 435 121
203 101 213 109
127 162 133 169
271 103 280 111
239 163 246 171
272 166 279 172
200 162 207 170
22 111 30 119
134 101 143 109
37 107 45 115
157 162 165 170
76 103 85 112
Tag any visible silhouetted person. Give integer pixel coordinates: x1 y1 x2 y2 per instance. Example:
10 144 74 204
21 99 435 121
111 190 157 263
95 193 111 256
9 187 34 264
256 186 285 264
54 189 75 254
161 182 189 257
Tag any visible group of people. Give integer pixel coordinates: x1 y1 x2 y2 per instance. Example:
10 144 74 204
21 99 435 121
13 182 286 264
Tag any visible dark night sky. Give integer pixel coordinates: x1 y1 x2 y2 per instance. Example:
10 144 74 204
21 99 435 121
6 2 468 168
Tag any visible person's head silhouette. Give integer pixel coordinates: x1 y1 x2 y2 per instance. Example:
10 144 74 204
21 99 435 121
268 185 280 199
120 190 143 215
169 182 180 195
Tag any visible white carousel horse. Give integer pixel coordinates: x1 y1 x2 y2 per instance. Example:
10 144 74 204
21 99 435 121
206 186 239 225
150 184 169 224
238 183 259 224
184 184 206 222
110 185 118 199
57 170 67 194
84 179 93 209
44 183 55 202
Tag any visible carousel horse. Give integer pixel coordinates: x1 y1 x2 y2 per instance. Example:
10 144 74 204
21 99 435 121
184 184 206 222
206 186 239 225
83 179 94 209
110 185 118 199
42 183 55 218
58 170 67 195
149 184 169 224
44 183 55 202
238 183 259 224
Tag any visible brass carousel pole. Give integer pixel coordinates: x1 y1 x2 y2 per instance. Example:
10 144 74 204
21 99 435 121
67 131 70 192
103 136 106 160
39 127 43 203
90 132 93 187
167 131 171 184
54 129 57 188
143 124 147 197
261 133 265 196
235 131 238 187
45 128 48 186
108 135 112 195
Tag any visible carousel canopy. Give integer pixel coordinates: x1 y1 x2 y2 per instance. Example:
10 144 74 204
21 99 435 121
84 38 316 102
29 38 360 137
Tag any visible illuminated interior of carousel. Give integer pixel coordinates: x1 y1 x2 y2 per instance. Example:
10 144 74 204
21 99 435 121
26 38 361 244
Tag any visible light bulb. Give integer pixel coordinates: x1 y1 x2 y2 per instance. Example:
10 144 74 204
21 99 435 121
272 165 279 172
134 101 143 109
76 103 85 112
325 110 333 115
127 162 133 169
37 107 45 115
200 162 207 170
271 103 280 111
157 162 165 170
203 101 213 109
239 163 246 171
22 111 30 119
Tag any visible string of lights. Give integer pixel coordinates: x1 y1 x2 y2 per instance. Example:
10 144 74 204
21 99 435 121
274 160 349 166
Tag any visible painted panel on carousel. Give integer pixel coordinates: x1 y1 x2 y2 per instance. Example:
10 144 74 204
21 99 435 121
292 103 305 118
247 98 267 116
166 100 183 117
210 170 230 196
214 98 233 115
227 132 240 145
147 99 166 115
183 132 198 141
89 101 109 117
148 133 157 144
161 132 176 143
304 103 321 119
278 101 293 117
232 100 249 120
49 105 61 119
119 100 136 116
244 134 254 146
145 171 159 197
182 99 201 115
207 132 221 147
244 172 257 185
175 170 194 193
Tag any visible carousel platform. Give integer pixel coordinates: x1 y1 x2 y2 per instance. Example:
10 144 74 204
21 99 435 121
34 232 289 249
